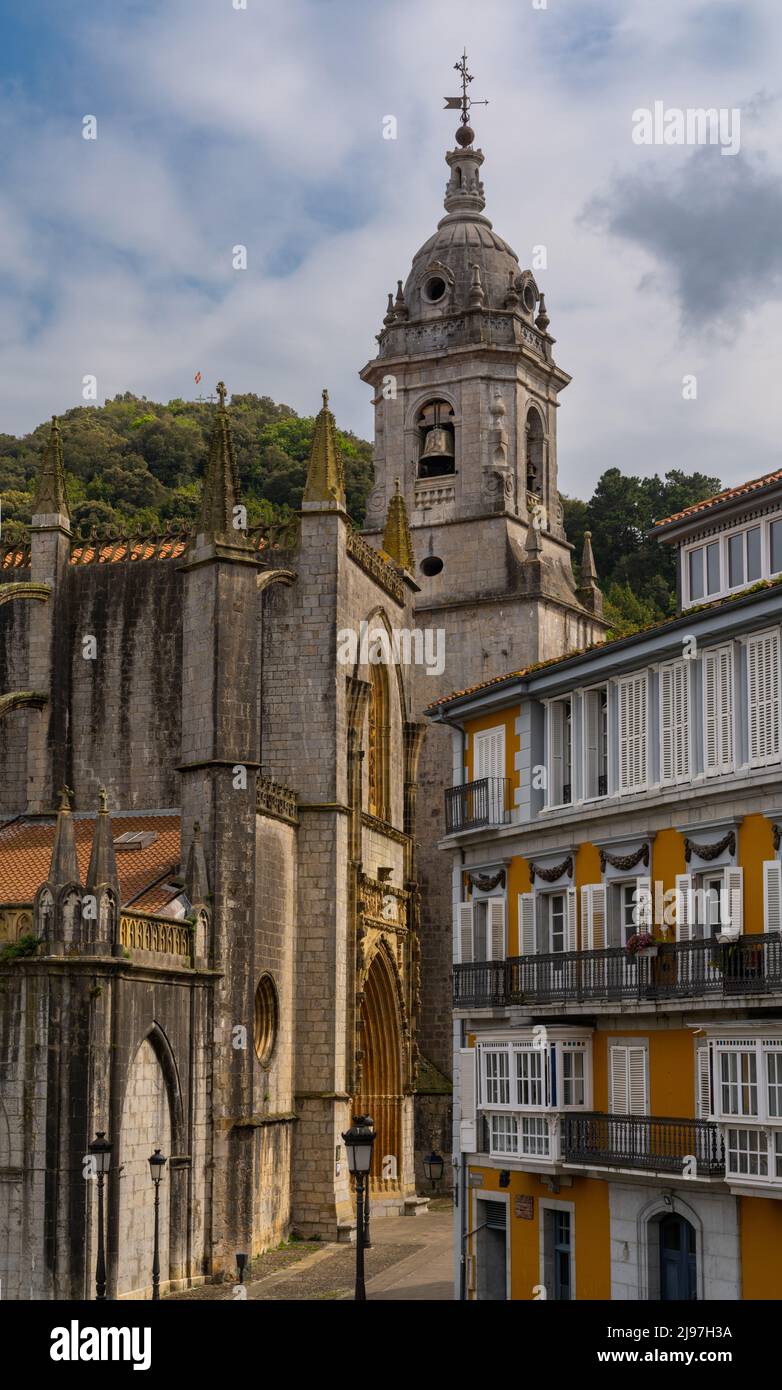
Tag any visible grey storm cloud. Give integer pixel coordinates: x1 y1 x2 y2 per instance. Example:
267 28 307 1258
583 147 782 328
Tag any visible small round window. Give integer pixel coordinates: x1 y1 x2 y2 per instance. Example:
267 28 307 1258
522 282 537 313
424 276 447 304
420 556 444 577
254 974 279 1065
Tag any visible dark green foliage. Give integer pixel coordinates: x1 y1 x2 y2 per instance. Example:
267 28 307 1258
564 466 721 634
0 392 375 540
0 934 41 962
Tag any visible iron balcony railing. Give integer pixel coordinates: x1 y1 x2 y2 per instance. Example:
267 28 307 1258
444 776 512 834
453 933 782 1008
562 1112 725 1176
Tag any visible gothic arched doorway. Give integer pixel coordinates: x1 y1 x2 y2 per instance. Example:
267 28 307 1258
356 948 403 1193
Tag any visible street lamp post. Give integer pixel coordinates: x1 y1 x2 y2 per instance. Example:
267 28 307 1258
148 1148 167 1301
341 1114 376 1302
423 1150 445 1191
89 1131 113 1301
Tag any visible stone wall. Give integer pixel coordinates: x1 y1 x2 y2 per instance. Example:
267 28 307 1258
0 587 30 816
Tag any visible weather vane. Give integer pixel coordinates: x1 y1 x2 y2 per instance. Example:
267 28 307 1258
444 49 488 128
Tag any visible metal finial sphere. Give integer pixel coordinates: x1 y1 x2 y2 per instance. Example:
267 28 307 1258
456 124 474 147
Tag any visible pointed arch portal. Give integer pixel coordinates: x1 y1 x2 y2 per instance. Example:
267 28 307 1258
355 948 404 1192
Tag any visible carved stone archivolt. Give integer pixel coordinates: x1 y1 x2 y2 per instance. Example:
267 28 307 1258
529 856 572 884
599 844 650 873
357 872 409 930
684 831 735 863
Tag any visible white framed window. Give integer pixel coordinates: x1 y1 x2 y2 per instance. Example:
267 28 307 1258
687 539 722 603
617 673 648 793
516 1048 546 1108
719 1049 758 1117
483 1048 511 1106
519 1115 550 1158
539 888 577 955
675 868 743 940
547 698 573 807
703 644 734 775
747 629 781 767
682 512 782 608
726 1127 767 1177
583 685 608 799
489 1114 518 1155
562 1048 586 1107
660 659 690 784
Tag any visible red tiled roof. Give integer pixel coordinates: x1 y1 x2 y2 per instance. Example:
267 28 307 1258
653 467 782 529
0 814 180 907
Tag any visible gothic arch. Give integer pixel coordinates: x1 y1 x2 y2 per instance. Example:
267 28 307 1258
0 691 47 720
355 942 405 1193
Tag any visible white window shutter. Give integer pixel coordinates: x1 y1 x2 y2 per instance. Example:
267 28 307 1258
549 703 564 804
591 884 607 948
764 859 782 934
459 1048 477 1152
723 865 743 937
619 674 648 792
581 885 592 950
458 902 474 963
675 873 694 942
609 1046 628 1114
584 691 599 795
660 664 674 783
696 1047 711 1119
518 892 536 955
635 875 652 930
475 727 504 781
704 646 733 773
488 898 506 961
748 631 781 766
565 887 577 952
628 1046 649 1114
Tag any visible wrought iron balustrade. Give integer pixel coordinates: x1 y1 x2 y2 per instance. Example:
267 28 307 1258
453 933 782 1008
445 777 511 834
562 1112 725 1176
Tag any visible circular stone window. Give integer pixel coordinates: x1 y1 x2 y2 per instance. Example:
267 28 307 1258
253 974 279 1065
522 282 537 313
423 276 447 304
420 555 444 577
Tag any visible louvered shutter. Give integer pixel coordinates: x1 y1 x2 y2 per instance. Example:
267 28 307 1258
458 902 474 963
584 690 600 797
628 1047 648 1114
488 898 506 961
618 674 647 791
581 885 592 950
518 893 536 955
704 646 733 773
696 1047 711 1119
660 664 675 783
723 865 743 937
635 875 652 930
764 860 782 934
748 631 781 766
609 1046 628 1114
475 727 504 781
483 1200 507 1231
459 1048 477 1152
675 873 694 942
590 884 607 949
549 703 564 804
565 887 577 952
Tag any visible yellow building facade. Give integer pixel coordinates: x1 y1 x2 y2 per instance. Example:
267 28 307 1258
430 471 782 1300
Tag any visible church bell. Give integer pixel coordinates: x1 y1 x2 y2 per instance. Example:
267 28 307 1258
421 427 454 460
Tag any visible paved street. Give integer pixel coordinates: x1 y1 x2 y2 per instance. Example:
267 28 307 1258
168 1205 453 1302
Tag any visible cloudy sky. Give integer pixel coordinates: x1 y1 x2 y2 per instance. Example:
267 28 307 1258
2 0 782 497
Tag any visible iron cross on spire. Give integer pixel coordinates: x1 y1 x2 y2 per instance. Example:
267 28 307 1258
444 49 488 127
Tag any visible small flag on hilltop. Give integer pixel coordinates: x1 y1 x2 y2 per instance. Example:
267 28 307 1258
194 371 202 385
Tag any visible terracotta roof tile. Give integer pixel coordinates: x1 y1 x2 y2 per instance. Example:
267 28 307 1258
0 814 180 907
653 467 782 529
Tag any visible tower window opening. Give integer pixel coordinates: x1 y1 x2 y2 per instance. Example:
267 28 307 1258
420 555 444 577
417 399 455 479
525 407 545 497
424 276 447 304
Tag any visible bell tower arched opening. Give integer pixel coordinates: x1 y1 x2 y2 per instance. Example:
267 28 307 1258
417 400 455 479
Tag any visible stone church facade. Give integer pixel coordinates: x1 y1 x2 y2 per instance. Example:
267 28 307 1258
0 97 604 1299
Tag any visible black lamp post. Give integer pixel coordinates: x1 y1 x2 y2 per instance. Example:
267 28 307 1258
89 1131 112 1300
341 1114 376 1301
423 1150 445 1191
148 1148 167 1301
